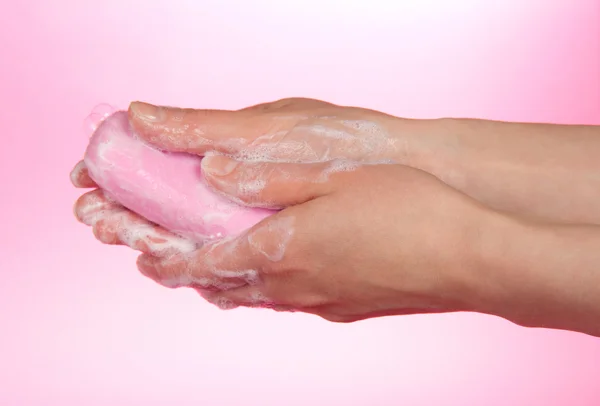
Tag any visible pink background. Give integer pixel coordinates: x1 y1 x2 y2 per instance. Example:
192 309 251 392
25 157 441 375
1 1 599 405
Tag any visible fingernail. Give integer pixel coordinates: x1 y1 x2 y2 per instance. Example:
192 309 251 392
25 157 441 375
202 155 239 177
129 102 165 123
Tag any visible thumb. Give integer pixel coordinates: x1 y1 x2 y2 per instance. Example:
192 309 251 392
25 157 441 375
128 101 274 155
201 154 360 208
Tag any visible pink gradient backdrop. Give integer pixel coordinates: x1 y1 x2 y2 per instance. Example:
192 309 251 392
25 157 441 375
1 1 599 405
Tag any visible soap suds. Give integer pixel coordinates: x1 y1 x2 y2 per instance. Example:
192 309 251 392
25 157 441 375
211 269 261 286
247 215 295 262
76 190 198 257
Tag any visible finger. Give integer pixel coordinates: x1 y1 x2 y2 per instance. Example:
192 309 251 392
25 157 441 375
70 160 97 188
135 232 265 290
129 101 399 165
128 101 295 156
74 189 121 225
136 242 259 291
92 208 198 257
201 155 360 208
135 210 297 290
75 189 197 256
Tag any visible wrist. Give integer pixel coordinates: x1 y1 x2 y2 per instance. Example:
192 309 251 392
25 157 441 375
461 211 532 318
387 117 459 179
467 212 600 336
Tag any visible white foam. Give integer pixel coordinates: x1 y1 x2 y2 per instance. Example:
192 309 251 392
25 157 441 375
118 218 198 256
77 193 198 257
247 216 294 262
316 159 361 182
198 291 239 310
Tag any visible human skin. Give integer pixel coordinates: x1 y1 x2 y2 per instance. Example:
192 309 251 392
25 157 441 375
126 98 600 224
71 98 600 337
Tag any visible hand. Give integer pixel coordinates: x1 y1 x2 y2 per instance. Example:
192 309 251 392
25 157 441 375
135 158 491 322
71 97 433 250
70 98 600 333
127 97 430 166
70 98 490 321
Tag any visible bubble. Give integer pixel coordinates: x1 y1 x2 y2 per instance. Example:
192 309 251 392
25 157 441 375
203 225 228 242
92 103 117 117
83 103 118 138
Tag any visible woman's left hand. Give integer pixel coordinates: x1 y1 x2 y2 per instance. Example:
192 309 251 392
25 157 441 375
135 156 493 322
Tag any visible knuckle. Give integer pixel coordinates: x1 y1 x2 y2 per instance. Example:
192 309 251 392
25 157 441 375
152 257 192 289
234 162 270 203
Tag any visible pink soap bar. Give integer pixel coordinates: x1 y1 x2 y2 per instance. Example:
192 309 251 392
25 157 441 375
84 111 273 244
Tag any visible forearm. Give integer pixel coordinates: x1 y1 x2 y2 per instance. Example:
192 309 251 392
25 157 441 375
408 118 600 224
471 212 600 337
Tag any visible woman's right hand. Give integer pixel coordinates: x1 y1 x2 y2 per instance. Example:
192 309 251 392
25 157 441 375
70 97 435 251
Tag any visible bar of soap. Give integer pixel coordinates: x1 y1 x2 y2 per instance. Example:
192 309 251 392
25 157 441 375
84 111 273 244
